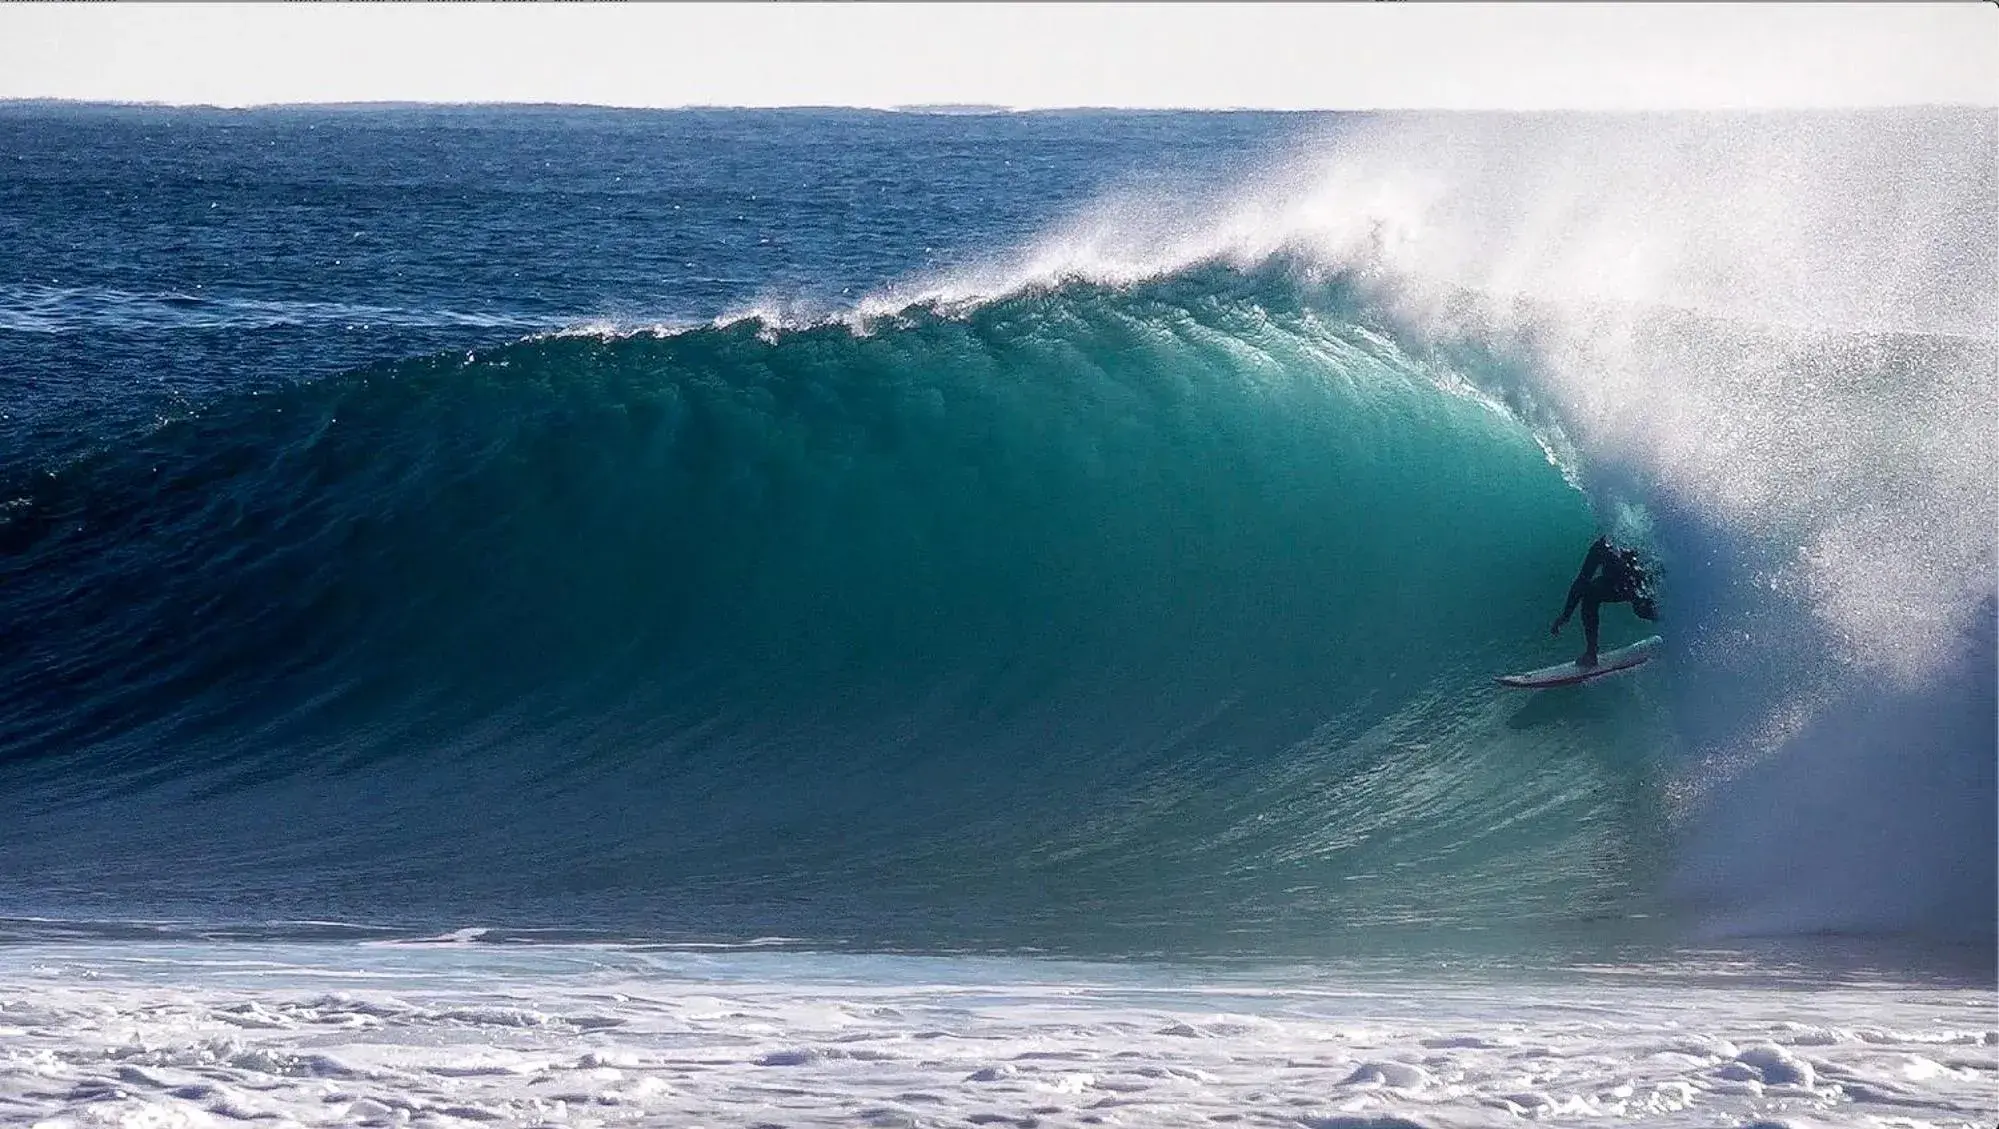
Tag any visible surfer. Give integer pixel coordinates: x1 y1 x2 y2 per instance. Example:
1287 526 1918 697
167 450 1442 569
1549 536 1657 666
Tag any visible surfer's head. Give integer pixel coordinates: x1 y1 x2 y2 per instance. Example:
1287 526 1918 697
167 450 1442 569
1632 595 1658 621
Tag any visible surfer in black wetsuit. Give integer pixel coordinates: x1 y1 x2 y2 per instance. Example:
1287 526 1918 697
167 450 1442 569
1550 536 1657 666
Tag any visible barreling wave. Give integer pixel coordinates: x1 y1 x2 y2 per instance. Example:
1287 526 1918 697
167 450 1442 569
0 264 1686 954
1 109 1990 957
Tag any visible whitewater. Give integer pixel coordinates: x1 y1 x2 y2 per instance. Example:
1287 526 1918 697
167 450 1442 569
0 104 1992 1126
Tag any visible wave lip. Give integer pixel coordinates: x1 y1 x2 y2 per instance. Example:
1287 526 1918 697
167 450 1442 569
0 282 552 334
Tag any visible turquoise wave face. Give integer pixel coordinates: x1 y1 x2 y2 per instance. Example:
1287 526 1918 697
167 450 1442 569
0 267 1683 954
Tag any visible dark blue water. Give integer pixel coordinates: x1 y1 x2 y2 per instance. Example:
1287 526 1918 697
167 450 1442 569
1 104 1990 961
1 105 1303 454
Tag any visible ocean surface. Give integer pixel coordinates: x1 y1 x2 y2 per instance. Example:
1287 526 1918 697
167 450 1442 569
0 103 1993 1127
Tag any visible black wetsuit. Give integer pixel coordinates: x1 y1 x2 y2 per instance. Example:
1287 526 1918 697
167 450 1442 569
1555 537 1656 664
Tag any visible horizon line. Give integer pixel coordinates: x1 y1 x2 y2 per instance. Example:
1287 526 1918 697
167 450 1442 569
5 97 1992 115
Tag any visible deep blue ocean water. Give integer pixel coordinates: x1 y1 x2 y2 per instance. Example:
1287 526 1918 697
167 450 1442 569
0 106 1297 453
0 103 1991 965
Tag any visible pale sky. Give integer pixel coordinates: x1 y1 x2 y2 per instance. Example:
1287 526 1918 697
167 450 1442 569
0 2 1992 111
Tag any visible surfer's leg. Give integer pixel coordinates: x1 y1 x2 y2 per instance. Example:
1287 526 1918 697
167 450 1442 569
1578 595 1601 666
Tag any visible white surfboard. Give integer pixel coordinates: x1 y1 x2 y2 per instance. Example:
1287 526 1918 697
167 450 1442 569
1495 635 1663 689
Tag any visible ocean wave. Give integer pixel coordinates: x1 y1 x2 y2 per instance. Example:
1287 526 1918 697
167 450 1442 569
1 110 1990 955
0 268 1668 953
